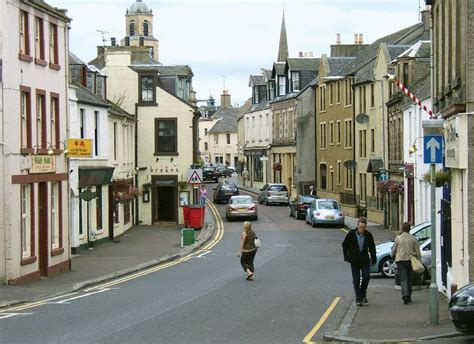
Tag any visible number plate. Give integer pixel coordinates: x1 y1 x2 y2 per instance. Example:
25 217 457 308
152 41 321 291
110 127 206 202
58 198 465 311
326 215 335 220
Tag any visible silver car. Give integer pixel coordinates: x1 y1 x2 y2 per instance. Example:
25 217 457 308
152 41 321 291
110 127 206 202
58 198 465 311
257 183 289 206
305 198 344 227
226 195 258 221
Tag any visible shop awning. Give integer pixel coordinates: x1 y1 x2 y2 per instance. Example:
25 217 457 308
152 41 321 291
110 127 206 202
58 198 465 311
367 157 384 174
79 166 115 187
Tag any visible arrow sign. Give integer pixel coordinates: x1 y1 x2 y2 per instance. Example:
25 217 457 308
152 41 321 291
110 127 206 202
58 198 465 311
423 135 443 164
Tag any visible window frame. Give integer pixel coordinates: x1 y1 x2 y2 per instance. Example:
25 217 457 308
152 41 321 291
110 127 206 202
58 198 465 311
21 184 36 263
20 86 33 153
226 133 231 145
278 75 286 96
49 23 59 68
35 89 47 151
34 16 46 64
138 74 156 104
19 10 32 61
50 93 60 150
154 118 178 156
291 71 300 92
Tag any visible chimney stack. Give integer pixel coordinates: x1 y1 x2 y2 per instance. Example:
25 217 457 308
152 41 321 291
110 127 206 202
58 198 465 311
336 33 341 44
220 90 231 108
299 51 303 57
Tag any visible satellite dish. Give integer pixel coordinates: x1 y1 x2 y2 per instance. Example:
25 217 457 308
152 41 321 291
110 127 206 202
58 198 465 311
343 160 357 169
355 113 369 124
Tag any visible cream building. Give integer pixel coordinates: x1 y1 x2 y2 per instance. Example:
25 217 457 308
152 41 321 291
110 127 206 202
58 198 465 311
0 0 71 284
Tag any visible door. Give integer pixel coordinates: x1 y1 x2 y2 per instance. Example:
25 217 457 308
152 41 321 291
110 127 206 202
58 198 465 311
152 176 178 223
108 187 114 240
440 198 451 288
38 182 49 277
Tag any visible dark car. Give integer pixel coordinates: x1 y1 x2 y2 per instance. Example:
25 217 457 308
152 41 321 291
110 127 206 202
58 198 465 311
449 282 474 333
213 182 239 204
202 166 218 182
289 195 318 219
216 166 232 178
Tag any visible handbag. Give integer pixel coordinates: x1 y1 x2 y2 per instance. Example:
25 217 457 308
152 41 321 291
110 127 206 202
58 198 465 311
254 237 261 248
410 255 425 274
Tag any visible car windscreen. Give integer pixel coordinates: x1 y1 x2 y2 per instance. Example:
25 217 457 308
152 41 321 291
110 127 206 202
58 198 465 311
203 167 214 172
231 197 253 205
317 200 339 210
268 185 288 192
220 184 236 191
301 196 316 203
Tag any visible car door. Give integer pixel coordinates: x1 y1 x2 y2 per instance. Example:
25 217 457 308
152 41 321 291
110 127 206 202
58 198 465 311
259 184 269 201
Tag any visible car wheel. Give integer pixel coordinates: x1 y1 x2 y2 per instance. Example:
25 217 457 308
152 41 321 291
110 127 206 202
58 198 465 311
311 218 317 228
380 256 396 278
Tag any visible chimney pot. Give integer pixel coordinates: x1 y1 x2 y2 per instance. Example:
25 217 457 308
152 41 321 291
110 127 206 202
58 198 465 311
111 37 116 46
359 33 364 44
336 33 341 44
354 34 358 44
299 51 303 57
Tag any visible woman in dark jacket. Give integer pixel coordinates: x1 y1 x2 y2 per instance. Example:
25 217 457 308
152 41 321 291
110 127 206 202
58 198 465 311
342 217 376 306
237 221 257 281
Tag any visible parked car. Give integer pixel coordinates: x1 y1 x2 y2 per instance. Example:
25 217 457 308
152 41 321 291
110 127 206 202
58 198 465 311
227 166 237 173
226 195 258 221
215 165 232 178
289 195 319 219
213 181 239 204
449 282 474 334
257 183 289 206
370 222 431 278
202 166 218 182
305 199 344 227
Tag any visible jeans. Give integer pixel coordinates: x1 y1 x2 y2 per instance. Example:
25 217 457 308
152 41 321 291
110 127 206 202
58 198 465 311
241 250 257 273
200 197 206 207
397 261 413 299
350 263 370 301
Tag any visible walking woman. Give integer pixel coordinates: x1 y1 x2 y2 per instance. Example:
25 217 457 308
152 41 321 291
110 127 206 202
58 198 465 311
237 221 257 281
391 222 422 304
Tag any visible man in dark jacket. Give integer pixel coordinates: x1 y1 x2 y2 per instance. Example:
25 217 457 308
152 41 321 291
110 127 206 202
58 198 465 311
342 217 376 306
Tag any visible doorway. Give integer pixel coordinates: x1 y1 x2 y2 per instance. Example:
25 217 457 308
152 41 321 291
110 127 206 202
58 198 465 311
152 176 177 223
38 182 49 277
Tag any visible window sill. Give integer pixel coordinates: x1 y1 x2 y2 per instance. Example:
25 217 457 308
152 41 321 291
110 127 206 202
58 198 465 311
138 101 158 107
35 58 47 66
51 247 64 256
49 62 61 71
154 152 179 156
19 53 33 62
21 256 37 265
37 148 49 155
21 148 34 155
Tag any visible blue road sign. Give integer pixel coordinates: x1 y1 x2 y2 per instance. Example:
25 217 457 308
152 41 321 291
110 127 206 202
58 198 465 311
423 135 443 164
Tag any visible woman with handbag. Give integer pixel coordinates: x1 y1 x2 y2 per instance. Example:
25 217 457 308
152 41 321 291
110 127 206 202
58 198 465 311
391 222 422 304
236 221 258 281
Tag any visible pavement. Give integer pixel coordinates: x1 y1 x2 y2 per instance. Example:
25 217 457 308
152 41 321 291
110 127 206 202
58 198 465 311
232 176 470 343
0 205 215 309
1 175 470 343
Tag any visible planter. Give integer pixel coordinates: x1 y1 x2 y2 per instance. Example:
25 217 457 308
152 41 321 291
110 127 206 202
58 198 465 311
422 169 451 187
178 181 188 190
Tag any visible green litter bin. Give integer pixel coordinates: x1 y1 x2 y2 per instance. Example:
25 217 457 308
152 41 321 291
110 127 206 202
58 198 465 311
181 228 195 247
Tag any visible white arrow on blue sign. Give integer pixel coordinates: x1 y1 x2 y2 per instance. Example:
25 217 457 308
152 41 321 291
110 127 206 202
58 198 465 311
423 135 443 164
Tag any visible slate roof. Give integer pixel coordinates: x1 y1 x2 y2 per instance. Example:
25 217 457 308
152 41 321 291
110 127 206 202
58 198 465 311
272 62 286 77
396 41 431 60
386 45 411 61
247 98 270 114
129 64 193 77
249 75 265 86
30 0 71 21
71 80 109 108
286 58 320 72
69 52 85 65
89 54 105 70
208 107 239 133
329 57 357 77
107 100 135 120
263 69 273 81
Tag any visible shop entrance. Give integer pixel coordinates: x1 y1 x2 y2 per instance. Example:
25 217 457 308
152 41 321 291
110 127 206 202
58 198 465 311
152 176 177 223
38 182 49 277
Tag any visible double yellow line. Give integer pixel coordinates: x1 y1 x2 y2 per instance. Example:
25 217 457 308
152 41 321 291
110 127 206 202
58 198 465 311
1 200 225 314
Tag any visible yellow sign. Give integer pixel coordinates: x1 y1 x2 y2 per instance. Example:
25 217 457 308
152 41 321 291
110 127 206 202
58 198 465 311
67 138 92 158
31 155 56 174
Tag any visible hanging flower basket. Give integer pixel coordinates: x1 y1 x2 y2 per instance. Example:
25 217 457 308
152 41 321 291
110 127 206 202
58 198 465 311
113 179 131 192
377 180 404 195
422 169 451 187
113 186 139 203
142 182 152 192
178 181 188 190
273 162 282 171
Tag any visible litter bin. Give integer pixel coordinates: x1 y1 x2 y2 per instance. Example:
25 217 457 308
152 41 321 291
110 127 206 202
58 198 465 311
189 205 204 229
181 228 195 247
182 205 190 227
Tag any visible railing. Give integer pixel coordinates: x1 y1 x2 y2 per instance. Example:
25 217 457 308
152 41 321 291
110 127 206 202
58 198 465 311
340 192 356 205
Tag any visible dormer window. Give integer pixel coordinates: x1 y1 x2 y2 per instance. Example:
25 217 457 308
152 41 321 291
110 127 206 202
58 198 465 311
278 76 286 96
139 75 155 103
268 81 275 100
253 86 259 104
291 71 300 92
130 20 135 36
143 20 149 36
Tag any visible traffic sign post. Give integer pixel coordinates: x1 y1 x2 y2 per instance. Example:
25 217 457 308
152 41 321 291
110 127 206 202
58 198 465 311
422 120 444 326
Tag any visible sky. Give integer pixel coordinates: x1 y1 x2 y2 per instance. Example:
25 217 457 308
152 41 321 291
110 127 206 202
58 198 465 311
49 0 423 106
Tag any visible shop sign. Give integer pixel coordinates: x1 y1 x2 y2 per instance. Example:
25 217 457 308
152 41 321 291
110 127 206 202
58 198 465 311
30 155 56 174
67 138 92 158
444 115 467 169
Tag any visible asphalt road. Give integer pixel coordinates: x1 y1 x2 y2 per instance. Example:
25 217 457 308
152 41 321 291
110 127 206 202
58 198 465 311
1 183 356 344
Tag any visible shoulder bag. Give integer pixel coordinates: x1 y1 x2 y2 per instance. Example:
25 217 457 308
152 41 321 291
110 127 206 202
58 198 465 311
410 255 425 274
254 236 261 248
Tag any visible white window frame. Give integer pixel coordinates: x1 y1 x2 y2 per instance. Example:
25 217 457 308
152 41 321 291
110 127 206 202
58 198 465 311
278 76 286 96
21 184 32 258
51 182 60 250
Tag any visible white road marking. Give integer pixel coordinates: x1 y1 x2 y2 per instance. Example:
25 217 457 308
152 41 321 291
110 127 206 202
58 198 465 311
195 250 212 258
54 288 113 304
0 312 33 320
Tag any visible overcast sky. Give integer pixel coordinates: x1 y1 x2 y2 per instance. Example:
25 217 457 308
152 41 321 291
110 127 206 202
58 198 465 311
49 0 423 106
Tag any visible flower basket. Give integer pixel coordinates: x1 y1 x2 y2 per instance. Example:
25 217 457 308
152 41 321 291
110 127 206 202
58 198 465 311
142 182 152 192
114 186 139 203
422 169 451 187
178 181 188 190
377 180 404 195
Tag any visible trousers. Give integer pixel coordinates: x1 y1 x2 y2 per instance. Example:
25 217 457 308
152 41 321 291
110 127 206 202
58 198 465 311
240 249 257 273
350 263 370 301
397 260 413 299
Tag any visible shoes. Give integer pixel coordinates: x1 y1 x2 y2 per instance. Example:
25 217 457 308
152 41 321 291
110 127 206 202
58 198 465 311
362 297 368 304
246 272 254 281
356 300 363 307
403 296 410 305
408 296 412 302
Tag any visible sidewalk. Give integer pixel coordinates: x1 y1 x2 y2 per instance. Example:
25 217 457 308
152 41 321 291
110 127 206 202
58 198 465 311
0 206 215 309
233 176 464 342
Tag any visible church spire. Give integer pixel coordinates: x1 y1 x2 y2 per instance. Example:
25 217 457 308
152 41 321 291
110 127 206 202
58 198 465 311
277 10 288 62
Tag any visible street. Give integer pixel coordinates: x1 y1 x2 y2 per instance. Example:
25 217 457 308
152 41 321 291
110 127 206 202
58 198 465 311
1 183 356 343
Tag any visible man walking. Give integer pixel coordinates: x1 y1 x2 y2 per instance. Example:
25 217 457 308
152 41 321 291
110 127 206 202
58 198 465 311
342 217 376 306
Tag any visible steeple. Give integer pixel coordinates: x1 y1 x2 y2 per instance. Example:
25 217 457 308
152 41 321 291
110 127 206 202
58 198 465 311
277 10 289 62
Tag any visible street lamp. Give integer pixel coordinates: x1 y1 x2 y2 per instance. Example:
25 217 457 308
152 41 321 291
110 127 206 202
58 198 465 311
408 136 424 155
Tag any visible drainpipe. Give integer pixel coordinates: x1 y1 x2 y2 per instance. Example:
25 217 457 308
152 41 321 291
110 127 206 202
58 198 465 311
351 80 357 209
134 103 139 225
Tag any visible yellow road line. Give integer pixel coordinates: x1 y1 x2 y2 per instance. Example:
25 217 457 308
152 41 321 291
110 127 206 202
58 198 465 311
1 200 225 313
303 296 341 343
